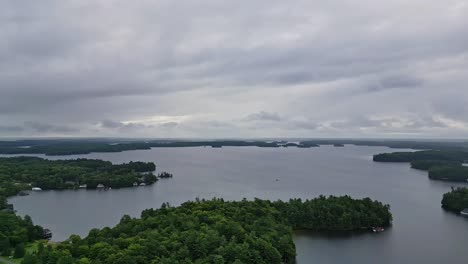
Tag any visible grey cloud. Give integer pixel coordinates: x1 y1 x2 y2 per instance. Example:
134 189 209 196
100 120 153 130
365 74 423 93
1 1 468 137
160 122 179 128
24 121 78 133
0 125 24 133
245 111 282 122
101 120 124 129
326 115 449 131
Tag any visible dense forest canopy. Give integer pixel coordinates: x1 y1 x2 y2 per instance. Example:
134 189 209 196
0 157 157 195
23 197 391 264
0 213 45 257
441 187 468 212
429 166 468 182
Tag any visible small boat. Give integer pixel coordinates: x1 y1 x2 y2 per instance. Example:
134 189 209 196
31 187 42 191
372 227 385 233
461 209 468 216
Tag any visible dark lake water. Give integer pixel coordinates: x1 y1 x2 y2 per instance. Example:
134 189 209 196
6 145 468 263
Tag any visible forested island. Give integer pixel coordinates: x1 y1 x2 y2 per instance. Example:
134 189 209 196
10 196 391 264
373 150 468 182
1 139 468 156
441 187 468 213
0 157 157 194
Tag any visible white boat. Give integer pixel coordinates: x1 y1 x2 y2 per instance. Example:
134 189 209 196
372 227 385 233
31 187 42 191
461 209 468 216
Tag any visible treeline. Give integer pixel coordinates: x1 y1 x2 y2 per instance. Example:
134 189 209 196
274 196 392 231
373 150 468 182
5 139 468 156
0 157 157 193
428 166 468 182
21 196 391 264
0 140 283 156
300 140 468 150
441 187 468 213
373 150 468 163
410 160 462 170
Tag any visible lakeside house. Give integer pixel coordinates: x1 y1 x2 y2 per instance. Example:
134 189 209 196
461 209 468 216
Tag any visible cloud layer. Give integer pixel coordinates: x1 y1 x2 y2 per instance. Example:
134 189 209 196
1 0 468 138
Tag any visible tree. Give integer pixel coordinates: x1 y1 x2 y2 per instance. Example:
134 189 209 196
14 243 26 258
0 235 10 254
22 253 38 264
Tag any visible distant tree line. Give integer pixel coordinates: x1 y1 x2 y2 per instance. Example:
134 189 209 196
3 139 468 156
373 150 468 163
373 150 468 182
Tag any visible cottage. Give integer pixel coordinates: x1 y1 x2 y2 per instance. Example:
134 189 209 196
461 208 468 216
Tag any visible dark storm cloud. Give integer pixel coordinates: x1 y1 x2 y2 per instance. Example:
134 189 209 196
0 0 467 137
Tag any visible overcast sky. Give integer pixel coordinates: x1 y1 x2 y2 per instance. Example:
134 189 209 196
1 0 468 138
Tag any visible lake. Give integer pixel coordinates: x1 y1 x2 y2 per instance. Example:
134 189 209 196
6 145 468 263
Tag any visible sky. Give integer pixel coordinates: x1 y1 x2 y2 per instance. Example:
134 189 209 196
1 0 468 138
